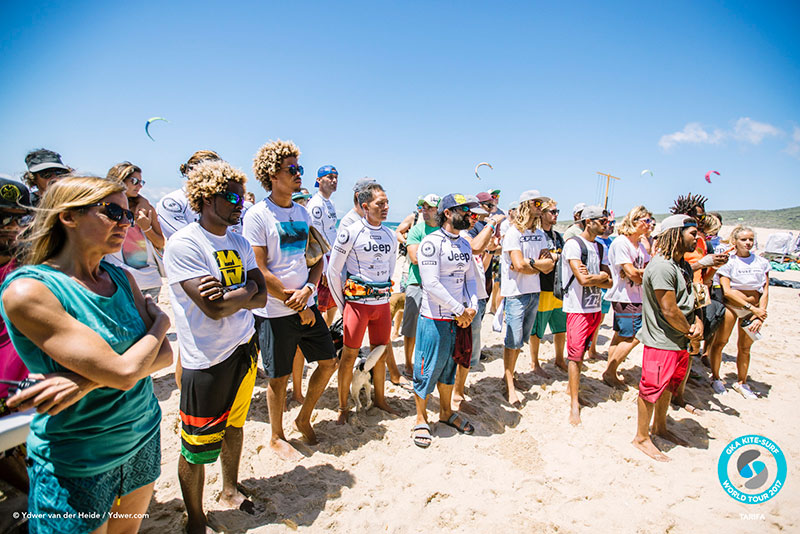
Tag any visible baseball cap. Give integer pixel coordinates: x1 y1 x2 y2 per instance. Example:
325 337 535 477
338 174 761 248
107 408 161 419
416 193 441 208
464 194 488 214
25 149 69 174
655 214 697 236
508 200 519 211
581 205 607 220
315 165 337 187
438 193 479 214
476 191 493 203
518 190 543 204
487 189 501 195
572 202 587 216
0 177 32 209
353 177 376 192
292 191 312 202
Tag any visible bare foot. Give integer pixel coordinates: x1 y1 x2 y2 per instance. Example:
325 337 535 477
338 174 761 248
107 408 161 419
390 375 412 388
555 359 568 372
336 409 350 425
269 437 303 461
452 397 478 415
587 351 606 361
653 428 689 447
506 387 522 408
569 406 581 426
532 365 551 379
218 488 255 515
602 371 628 390
293 418 318 445
373 400 400 416
632 436 671 462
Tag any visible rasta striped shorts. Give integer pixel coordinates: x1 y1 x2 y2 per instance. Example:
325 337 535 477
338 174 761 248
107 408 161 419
179 335 258 464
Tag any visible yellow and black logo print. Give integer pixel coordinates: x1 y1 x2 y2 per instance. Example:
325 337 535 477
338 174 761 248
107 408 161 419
214 249 244 287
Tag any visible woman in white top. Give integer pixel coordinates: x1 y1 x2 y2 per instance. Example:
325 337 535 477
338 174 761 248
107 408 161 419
707 226 769 399
105 162 165 300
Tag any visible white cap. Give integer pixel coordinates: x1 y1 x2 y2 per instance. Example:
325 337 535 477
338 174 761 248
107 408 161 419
518 189 543 203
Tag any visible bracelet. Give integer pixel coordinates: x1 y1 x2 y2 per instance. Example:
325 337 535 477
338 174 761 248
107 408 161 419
304 282 317 293
140 225 152 232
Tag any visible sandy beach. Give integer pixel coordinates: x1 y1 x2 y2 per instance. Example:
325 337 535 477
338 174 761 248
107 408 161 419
132 226 800 534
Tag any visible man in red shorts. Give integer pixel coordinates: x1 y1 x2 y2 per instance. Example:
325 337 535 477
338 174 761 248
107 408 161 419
327 182 399 424
633 215 704 462
560 205 612 425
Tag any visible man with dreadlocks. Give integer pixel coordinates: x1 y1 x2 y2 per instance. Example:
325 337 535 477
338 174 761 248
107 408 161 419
669 193 728 411
633 215 703 462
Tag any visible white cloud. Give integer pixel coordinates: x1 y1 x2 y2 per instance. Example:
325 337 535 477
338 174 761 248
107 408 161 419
785 126 800 158
731 117 781 144
659 117 783 151
658 122 725 151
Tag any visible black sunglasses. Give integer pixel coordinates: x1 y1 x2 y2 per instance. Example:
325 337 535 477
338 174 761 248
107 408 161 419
544 209 560 215
216 191 243 205
285 165 304 177
84 202 135 224
0 213 32 228
38 168 69 180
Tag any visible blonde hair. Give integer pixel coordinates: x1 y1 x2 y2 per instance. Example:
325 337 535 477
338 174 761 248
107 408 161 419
701 214 721 236
21 176 124 265
252 140 301 191
106 161 142 184
655 226 684 260
513 199 541 233
617 205 652 236
729 224 755 244
185 160 247 213
180 150 220 176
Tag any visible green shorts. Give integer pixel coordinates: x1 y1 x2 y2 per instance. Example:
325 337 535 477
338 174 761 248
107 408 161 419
532 291 567 338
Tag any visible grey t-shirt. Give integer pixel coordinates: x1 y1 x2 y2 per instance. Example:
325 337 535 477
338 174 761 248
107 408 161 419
637 255 696 351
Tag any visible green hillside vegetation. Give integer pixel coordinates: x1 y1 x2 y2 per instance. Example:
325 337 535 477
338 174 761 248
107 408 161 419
557 206 800 231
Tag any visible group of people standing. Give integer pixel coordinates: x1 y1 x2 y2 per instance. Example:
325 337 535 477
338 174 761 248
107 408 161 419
0 144 771 532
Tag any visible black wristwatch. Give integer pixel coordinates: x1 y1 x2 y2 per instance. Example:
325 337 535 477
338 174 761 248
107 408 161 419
528 258 538 272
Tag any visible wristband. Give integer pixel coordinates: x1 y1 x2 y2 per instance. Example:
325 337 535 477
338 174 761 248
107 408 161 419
140 225 152 232
744 303 752 310
304 282 316 293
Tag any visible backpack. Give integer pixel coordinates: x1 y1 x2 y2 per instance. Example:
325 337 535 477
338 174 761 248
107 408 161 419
553 236 604 301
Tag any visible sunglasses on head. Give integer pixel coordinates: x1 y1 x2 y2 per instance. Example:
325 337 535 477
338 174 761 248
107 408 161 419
127 176 145 186
38 168 69 180
285 165 304 177
0 213 32 228
84 202 135 224
490 194 499 199
216 191 243 205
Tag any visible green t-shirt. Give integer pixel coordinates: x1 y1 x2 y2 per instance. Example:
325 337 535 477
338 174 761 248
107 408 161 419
406 223 438 286
637 255 696 351
0 261 161 477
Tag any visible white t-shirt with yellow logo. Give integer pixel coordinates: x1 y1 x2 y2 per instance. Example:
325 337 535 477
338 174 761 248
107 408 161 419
164 222 257 369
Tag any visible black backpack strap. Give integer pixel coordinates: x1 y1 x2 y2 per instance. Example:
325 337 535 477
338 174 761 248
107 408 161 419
563 237 588 292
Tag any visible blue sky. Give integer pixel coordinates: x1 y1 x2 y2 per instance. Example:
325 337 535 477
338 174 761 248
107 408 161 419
1 1 798 221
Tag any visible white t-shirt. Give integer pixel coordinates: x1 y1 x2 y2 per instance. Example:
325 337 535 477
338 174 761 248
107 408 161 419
500 227 548 297
242 198 314 318
327 218 397 311
605 236 650 304
164 223 257 370
419 229 478 320
339 208 361 229
306 192 337 248
561 235 609 313
157 187 198 240
716 253 771 292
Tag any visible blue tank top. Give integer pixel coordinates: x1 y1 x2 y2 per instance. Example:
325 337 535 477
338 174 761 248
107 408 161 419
0 261 161 477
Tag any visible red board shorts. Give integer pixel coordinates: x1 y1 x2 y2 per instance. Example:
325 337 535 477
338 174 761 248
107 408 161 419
566 312 602 362
639 346 690 403
343 301 391 349
317 279 336 312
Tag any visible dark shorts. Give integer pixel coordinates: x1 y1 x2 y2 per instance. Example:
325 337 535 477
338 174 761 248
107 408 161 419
612 302 643 338
28 429 161 533
180 336 258 464
255 306 336 378
401 284 423 338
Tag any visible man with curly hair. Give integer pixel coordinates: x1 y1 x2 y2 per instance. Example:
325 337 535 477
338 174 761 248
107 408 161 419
163 160 268 533
244 140 337 461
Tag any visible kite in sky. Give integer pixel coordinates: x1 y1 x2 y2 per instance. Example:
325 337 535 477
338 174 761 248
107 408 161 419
474 162 493 180
145 117 169 141
705 170 720 183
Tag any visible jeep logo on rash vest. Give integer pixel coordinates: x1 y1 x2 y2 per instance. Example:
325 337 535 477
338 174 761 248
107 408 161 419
447 250 471 262
364 242 391 253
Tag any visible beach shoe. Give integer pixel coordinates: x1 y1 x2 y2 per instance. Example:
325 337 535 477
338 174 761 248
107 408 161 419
733 382 758 399
412 424 432 448
442 413 475 435
711 379 726 394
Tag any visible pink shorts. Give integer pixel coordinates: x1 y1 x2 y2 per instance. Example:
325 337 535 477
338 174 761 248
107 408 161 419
566 312 602 362
639 346 689 403
343 301 391 349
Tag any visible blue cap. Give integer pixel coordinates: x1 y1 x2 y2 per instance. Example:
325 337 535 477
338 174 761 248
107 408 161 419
315 165 337 187
438 193 479 214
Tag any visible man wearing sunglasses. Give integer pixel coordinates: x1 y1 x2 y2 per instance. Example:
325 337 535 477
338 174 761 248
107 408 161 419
306 165 339 325
163 160 268 533
328 182 398 424
560 206 612 425
22 148 71 206
245 140 338 461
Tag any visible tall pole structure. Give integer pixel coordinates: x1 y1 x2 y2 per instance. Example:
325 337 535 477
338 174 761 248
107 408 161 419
596 172 621 212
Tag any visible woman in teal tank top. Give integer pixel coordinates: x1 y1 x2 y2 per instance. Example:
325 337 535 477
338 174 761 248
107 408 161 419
1 177 173 534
